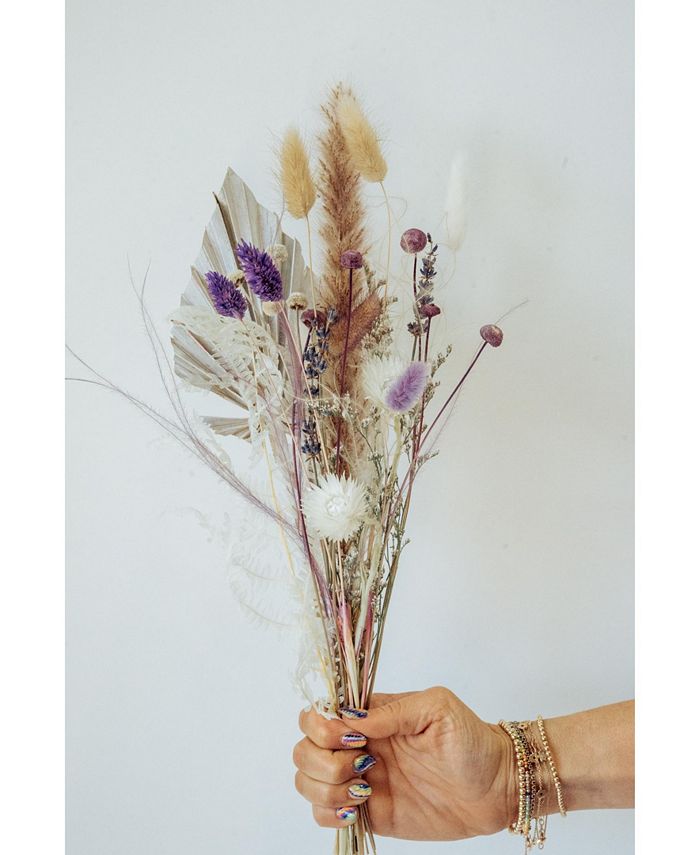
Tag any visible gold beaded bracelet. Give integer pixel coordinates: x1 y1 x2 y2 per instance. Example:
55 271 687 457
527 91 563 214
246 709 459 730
499 717 567 851
536 715 567 817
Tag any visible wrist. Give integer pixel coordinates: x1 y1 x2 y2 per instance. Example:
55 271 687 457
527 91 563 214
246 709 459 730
488 722 519 832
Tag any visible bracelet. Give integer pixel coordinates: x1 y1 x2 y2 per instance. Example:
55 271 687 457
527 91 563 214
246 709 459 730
499 717 567 851
536 715 567 817
498 720 535 850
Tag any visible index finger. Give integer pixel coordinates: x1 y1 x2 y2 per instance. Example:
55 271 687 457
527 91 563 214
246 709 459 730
298 708 368 750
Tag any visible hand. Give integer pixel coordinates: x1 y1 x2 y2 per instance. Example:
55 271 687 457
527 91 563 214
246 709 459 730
292 687 515 841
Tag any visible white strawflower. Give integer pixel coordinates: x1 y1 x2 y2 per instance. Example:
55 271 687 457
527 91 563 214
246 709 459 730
362 356 405 408
303 475 367 542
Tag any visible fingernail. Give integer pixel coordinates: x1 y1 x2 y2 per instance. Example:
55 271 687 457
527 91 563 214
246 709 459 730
348 782 372 799
339 706 368 719
353 753 376 773
341 732 367 748
336 806 358 823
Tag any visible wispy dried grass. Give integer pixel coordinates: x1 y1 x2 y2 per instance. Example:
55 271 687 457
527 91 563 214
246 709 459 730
336 91 387 184
318 84 368 310
279 128 316 220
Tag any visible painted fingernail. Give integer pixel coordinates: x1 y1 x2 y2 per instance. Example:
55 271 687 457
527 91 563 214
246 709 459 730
339 706 368 719
336 806 358 823
341 732 367 748
348 782 372 799
353 753 376 773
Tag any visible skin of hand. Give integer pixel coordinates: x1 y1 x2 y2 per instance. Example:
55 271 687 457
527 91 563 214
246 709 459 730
292 687 516 841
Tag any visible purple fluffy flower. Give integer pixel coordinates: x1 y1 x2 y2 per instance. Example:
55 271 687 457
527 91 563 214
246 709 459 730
236 240 283 302
205 271 247 319
385 361 430 413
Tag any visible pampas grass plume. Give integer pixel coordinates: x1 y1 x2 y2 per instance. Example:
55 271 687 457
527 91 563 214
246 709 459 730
280 128 316 219
336 93 387 184
444 150 469 250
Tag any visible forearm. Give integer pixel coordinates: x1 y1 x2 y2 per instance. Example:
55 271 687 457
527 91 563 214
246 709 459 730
542 700 634 813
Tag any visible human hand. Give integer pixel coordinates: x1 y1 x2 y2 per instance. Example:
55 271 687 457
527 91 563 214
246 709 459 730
292 687 515 841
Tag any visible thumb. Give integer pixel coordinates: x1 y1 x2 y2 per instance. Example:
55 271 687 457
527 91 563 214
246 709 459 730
340 690 435 740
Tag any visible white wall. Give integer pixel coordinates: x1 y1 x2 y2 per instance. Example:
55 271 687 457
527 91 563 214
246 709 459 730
66 1 634 852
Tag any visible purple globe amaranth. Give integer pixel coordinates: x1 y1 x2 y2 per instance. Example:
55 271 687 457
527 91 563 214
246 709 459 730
236 240 284 302
400 228 428 254
480 324 504 347
205 270 247 319
340 250 364 269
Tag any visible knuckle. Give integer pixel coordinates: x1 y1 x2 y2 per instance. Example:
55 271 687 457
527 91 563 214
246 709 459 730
325 753 346 784
292 740 304 769
312 805 328 828
318 719 337 749
429 685 455 705
294 770 304 795
321 782 338 807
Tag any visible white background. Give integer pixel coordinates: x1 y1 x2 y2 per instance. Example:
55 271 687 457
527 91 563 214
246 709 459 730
66 1 633 853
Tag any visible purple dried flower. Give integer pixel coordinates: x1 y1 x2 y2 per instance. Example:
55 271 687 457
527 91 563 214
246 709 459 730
480 324 504 347
400 228 428 254
340 250 364 269
236 240 283 302
419 303 441 319
386 361 430 413
205 271 247 319
301 308 327 328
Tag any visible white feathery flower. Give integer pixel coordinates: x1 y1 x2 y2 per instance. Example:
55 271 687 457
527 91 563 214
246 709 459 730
362 356 407 410
303 475 367 542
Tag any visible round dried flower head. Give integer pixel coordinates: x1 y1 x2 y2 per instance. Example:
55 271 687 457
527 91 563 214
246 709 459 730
303 474 367 542
480 324 504 347
419 303 442 319
267 243 289 266
262 300 285 317
301 308 327 328
340 250 363 269
400 228 427 254
227 269 246 284
287 291 308 311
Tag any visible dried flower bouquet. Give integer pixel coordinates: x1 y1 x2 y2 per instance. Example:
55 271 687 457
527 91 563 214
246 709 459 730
80 84 506 854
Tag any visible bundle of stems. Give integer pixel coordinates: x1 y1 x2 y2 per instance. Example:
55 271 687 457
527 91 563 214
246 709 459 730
160 86 506 854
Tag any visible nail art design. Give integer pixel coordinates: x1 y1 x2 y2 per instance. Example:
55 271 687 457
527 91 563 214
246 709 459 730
341 732 367 748
353 753 377 773
336 806 358 823
348 782 372 799
339 706 368 719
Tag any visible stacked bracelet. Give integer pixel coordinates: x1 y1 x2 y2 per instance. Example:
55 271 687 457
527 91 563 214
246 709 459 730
536 715 567 817
499 716 566 851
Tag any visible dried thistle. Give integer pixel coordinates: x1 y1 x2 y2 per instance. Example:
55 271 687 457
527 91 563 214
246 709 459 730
279 128 316 219
336 91 387 184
